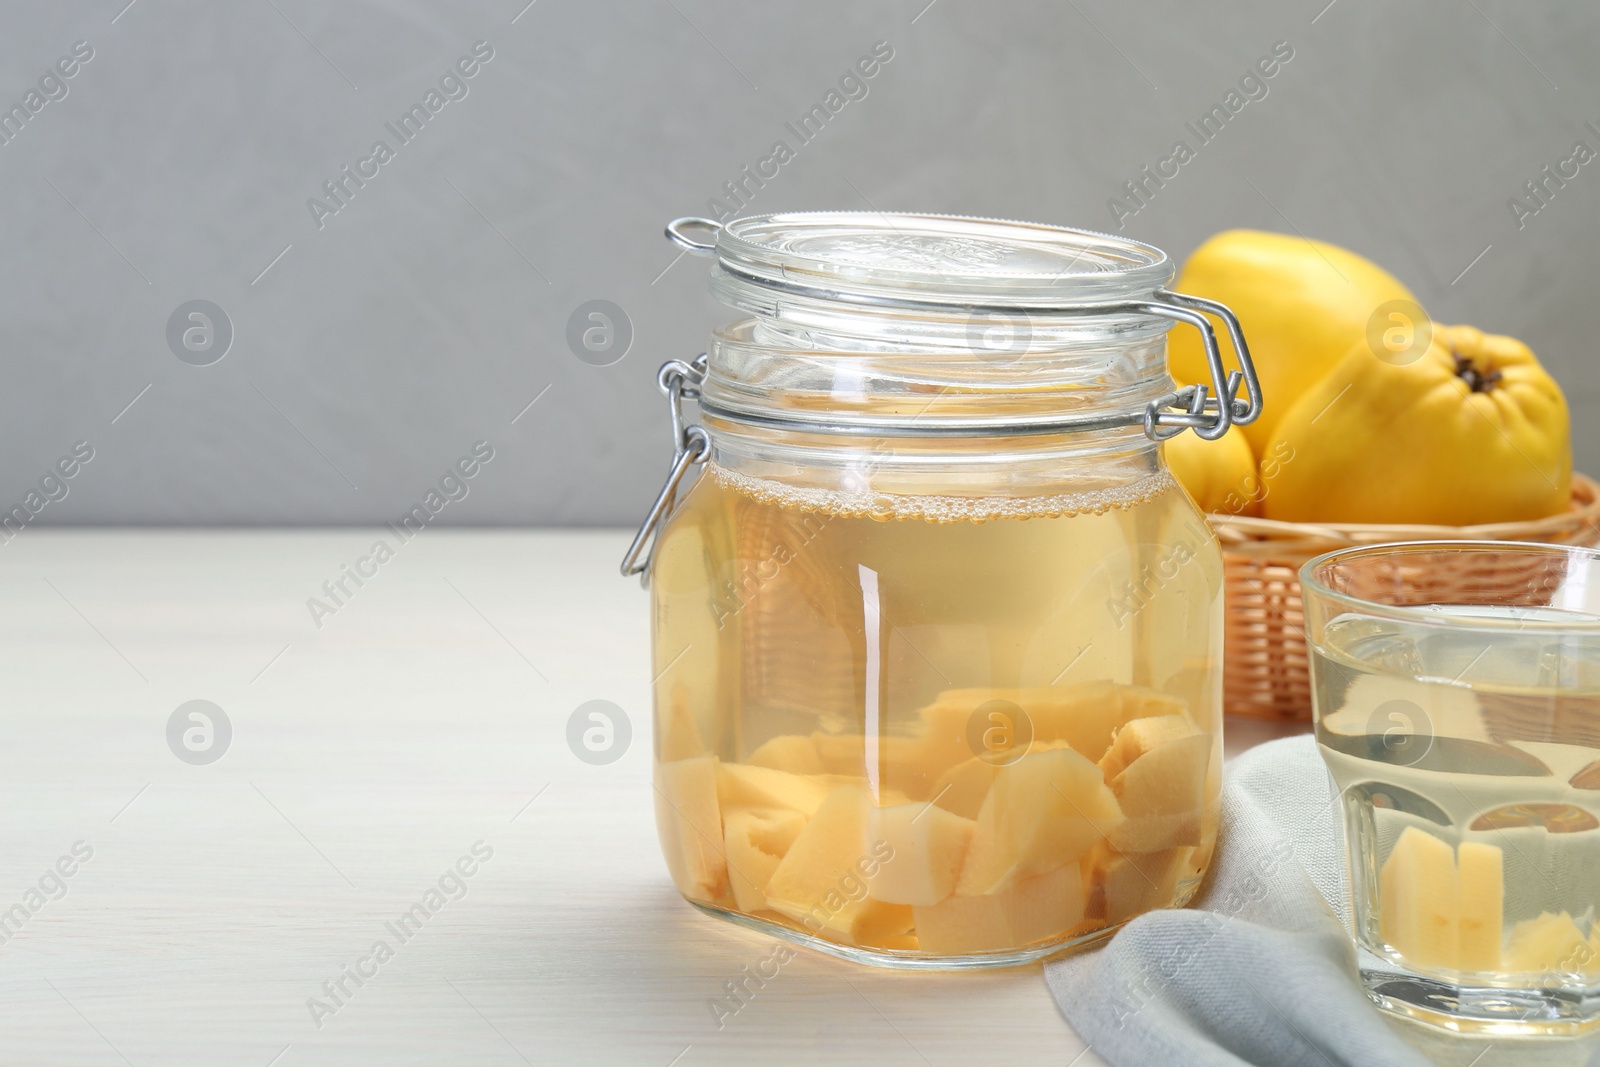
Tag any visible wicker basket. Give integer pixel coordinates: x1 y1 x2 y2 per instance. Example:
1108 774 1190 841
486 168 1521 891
1211 473 1600 720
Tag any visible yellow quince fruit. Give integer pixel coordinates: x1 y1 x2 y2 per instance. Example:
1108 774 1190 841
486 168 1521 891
1167 229 1421 454
1164 423 1259 516
1259 324 1571 525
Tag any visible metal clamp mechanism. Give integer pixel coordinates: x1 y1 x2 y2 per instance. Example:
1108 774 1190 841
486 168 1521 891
620 354 709 584
1137 292 1261 441
665 217 721 256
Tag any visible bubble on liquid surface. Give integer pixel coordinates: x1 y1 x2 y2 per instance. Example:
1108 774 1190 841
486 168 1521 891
707 463 1176 524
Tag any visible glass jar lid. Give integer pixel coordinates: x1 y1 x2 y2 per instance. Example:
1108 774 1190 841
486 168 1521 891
704 212 1175 310
664 212 1260 445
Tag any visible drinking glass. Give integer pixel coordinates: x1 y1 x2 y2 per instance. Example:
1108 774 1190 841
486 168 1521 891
1302 540 1600 1034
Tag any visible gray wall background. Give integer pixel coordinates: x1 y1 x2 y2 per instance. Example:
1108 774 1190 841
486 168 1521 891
1 0 1596 526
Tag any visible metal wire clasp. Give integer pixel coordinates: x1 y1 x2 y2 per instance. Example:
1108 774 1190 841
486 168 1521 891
665 217 722 255
1139 291 1263 441
620 353 710 584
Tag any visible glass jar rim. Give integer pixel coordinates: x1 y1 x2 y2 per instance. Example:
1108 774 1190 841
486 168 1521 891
700 317 1175 442
712 211 1175 310
1299 539 1600 633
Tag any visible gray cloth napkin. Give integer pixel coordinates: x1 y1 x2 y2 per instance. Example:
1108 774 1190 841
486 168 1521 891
1044 734 1434 1067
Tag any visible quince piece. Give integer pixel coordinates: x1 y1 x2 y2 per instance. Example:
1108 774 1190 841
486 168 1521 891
655 755 727 901
1099 714 1202 781
1084 843 1194 923
852 900 917 948
911 703 1012 793
916 682 1189 769
801 734 939 799
869 932 921 952
748 735 825 775
877 735 947 801
1379 826 1459 971
929 740 1079 821
1045 683 1189 762
866 802 976 906
931 757 1002 821
724 806 807 914
765 785 901 942
914 863 1086 955
1504 910 1591 974
811 732 866 776
818 775 909 808
717 762 834 817
1456 841 1504 972
956 747 1124 896
1107 732 1211 853
658 682 707 762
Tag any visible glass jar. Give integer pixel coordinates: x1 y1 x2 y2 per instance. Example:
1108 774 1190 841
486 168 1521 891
624 212 1261 968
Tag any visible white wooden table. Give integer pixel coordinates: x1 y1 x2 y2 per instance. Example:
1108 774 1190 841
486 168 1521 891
0 529 1307 1066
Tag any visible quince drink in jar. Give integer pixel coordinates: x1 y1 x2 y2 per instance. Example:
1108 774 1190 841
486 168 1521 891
627 213 1262 967
1304 541 1600 1033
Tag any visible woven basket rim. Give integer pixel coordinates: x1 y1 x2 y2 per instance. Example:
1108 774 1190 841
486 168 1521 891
1211 471 1600 546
